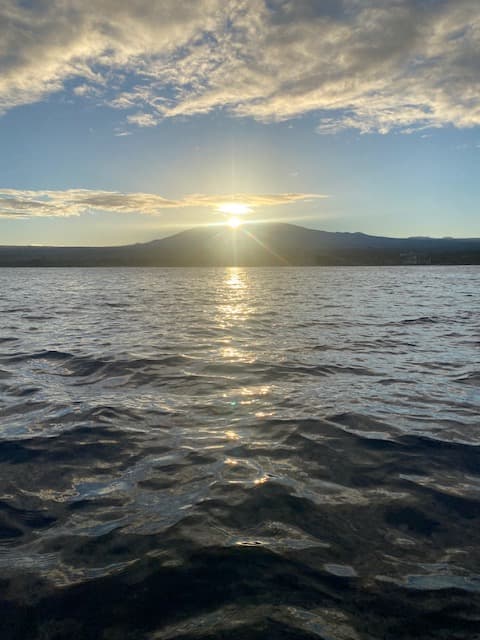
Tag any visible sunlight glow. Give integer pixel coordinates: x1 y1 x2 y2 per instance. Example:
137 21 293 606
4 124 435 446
218 202 252 216
228 216 242 228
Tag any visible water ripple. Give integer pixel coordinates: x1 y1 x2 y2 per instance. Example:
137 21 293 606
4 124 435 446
0 266 479 639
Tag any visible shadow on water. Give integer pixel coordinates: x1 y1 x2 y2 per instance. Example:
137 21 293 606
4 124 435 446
2 540 480 639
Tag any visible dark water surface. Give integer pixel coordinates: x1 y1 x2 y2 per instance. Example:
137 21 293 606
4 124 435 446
1 267 479 639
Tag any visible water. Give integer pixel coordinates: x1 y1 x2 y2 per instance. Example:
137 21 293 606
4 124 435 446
0 266 479 640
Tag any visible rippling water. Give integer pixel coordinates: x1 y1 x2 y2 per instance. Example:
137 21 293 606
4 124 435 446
1 266 479 639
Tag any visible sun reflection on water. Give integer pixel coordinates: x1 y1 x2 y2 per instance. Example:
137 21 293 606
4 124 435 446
225 268 246 289
215 267 276 453
215 268 252 330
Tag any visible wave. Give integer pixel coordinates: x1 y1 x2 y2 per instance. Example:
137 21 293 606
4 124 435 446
0 266 479 639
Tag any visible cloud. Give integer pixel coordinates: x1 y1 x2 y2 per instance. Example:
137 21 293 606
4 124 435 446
0 1 480 133
126 112 158 127
0 188 326 218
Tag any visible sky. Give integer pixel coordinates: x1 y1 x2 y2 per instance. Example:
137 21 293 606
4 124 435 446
0 0 479 245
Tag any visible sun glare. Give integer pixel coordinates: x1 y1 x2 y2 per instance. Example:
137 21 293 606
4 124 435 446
218 202 252 216
228 216 242 228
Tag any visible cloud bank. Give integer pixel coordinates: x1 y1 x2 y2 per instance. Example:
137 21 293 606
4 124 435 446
0 189 325 218
1 1 480 133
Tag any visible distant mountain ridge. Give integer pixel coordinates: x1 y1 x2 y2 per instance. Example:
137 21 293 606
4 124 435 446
1 223 480 266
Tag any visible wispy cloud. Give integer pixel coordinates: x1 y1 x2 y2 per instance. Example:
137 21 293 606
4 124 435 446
126 112 158 128
0 189 326 218
1 1 480 133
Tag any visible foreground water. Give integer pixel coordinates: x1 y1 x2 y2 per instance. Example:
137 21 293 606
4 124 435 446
0 266 479 640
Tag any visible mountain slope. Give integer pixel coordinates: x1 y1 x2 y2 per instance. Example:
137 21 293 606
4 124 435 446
1 223 480 266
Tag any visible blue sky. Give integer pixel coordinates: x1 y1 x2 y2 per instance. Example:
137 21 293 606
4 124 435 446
1 0 479 245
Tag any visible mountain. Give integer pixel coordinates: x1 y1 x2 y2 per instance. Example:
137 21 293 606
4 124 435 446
1 223 480 266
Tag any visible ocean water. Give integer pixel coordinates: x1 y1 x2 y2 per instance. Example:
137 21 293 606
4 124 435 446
0 266 479 640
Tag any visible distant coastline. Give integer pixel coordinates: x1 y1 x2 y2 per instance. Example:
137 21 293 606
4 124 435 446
1 223 480 267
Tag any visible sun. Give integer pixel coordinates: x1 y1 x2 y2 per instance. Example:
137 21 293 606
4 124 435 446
217 202 251 228
228 216 242 228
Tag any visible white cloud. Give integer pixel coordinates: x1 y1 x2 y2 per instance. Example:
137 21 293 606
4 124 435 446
126 112 158 127
0 188 326 218
0 1 480 133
